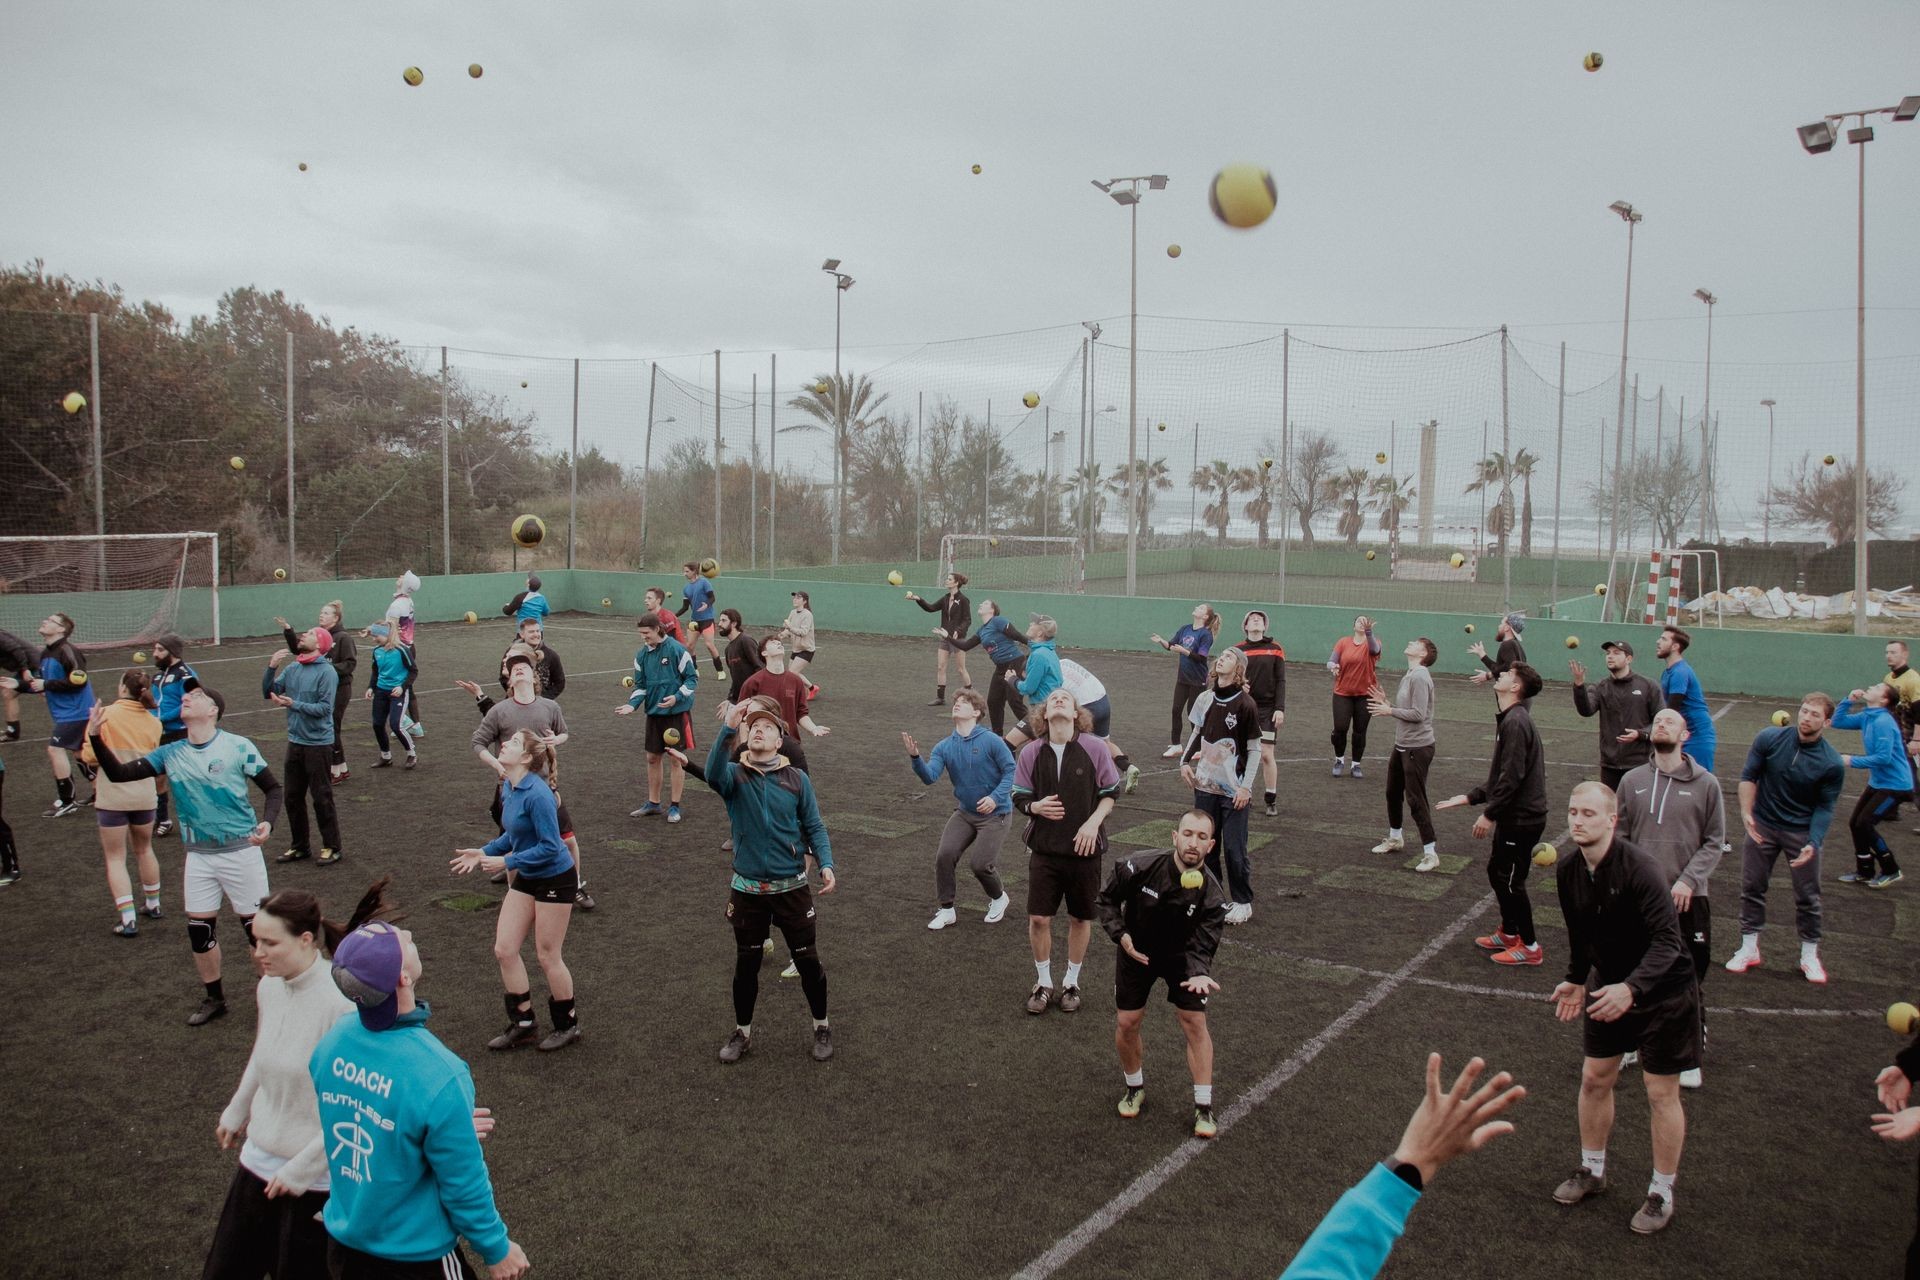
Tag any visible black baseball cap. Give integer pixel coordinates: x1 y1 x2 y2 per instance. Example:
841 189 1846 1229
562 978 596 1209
1600 640 1634 657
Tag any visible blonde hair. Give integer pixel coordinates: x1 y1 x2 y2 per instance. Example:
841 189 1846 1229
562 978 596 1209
506 729 559 789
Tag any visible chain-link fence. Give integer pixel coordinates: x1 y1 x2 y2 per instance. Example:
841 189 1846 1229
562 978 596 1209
4 302 1916 632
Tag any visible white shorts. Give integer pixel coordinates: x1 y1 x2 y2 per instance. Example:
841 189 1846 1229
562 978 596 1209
184 845 270 916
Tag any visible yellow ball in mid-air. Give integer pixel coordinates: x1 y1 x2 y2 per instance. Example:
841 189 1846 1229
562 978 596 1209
1155 422 1167 433
1365 550 1377 561
298 162 308 172
228 456 246 471
62 391 86 414
1889 1001 1920 1035
1023 392 1040 409
1179 868 1204 890
1464 623 1476 634
1771 709 1791 727
814 380 831 395
1449 552 1466 569
621 675 637 690
1208 164 1277 230
520 380 529 389
1167 244 1181 259
1583 51 1604 72
71 670 88 686
1823 454 1837 466
663 727 681 747
511 513 545 547
403 66 424 87
468 63 483 79
887 570 904 587
1565 636 1580 649
601 597 613 608
464 611 478 624
132 651 148 665
1260 457 1273 469
1374 452 1387 465
273 568 287 581
699 557 720 577
988 538 999 548
1532 842 1558 867
1594 583 1607 596
971 164 982 175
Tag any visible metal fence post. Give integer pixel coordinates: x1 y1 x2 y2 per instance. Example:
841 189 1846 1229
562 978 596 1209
1499 325 1511 612
640 362 657 567
569 356 580 570
713 350 723 567
1549 342 1566 613
750 372 759 572
769 354 778 576
440 347 451 575
1277 329 1289 605
286 329 296 580
89 313 105 585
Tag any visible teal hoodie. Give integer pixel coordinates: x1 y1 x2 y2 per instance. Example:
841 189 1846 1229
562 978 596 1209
262 656 339 746
1834 699 1911 792
705 724 833 883
1017 638 1062 702
310 1005 510 1267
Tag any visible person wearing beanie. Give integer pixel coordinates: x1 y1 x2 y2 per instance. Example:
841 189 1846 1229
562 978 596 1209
79 669 163 934
147 632 198 833
311 916 531 1279
1233 610 1287 816
1469 612 1532 708
23 611 97 816
500 573 549 625
1570 640 1658 792
382 570 426 732
264 626 343 867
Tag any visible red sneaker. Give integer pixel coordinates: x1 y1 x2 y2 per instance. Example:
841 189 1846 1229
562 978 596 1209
806 684 820 701
1490 944 1544 966
1475 930 1521 952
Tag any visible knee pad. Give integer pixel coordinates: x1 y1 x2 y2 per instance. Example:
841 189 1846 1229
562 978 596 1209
188 916 218 954
240 916 257 949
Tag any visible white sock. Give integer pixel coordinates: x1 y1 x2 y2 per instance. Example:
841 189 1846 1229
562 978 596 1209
1739 933 1760 954
1063 961 1083 988
736 1024 751 1038
1422 842 1436 856
813 1018 829 1031
1582 1148 1607 1177
1124 1069 1144 1088
1194 1084 1213 1107
1388 828 1403 840
1801 940 1819 962
1649 1169 1676 1202
1035 961 1053 988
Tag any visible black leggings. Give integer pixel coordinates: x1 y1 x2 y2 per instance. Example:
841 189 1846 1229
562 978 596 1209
1487 821 1546 946
989 658 1029 736
1331 695 1371 761
1171 679 1206 745
0 771 15 872
733 945 826 1025
1387 745 1436 845
1849 786 1909 875
330 677 354 767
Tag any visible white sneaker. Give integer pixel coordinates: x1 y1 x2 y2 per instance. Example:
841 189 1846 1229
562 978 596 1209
1371 835 1404 854
1799 952 1827 985
1678 1068 1703 1089
1225 903 1253 925
1414 850 1441 873
1161 744 1183 759
1725 945 1762 974
927 907 959 931
983 893 1011 924
780 960 799 979
1620 1051 1639 1068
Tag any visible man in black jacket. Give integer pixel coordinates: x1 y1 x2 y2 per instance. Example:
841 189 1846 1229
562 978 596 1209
1549 781 1698 1236
1098 808 1230 1139
1469 612 1530 706
1570 640 1658 791
1440 663 1547 966
717 609 764 701
497 618 565 700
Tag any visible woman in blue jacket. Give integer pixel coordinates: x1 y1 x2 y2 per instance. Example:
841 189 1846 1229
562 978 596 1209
452 730 580 1053
363 624 418 768
1836 682 1912 888
25 611 97 815
1150 603 1220 758
938 599 1030 735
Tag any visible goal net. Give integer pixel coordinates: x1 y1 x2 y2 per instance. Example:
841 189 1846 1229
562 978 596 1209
0 533 220 650
1389 526 1479 583
940 534 1085 596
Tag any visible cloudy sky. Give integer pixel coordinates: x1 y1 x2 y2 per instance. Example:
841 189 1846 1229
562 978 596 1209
6 2 1918 537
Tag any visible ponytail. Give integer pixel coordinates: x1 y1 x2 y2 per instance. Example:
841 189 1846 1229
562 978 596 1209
120 668 157 709
256 885 360 956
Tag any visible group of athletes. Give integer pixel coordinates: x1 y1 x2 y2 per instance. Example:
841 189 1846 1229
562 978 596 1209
7 561 1920 1276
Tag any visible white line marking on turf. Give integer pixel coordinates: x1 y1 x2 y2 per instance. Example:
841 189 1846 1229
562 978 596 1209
1010 891 1498 1280
1713 700 1736 721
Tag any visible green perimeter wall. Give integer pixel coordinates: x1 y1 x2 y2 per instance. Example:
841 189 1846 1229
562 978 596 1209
3 568 1887 702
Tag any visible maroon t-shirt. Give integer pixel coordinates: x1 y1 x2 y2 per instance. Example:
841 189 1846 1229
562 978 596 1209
739 668 809 735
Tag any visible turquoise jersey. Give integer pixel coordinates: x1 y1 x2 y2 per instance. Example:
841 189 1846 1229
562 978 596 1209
145 731 272 847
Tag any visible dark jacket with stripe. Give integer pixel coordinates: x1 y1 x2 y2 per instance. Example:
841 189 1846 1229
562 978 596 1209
1234 638 1287 712
1467 703 1547 824
914 591 971 639
1097 850 1229 978
1012 733 1120 857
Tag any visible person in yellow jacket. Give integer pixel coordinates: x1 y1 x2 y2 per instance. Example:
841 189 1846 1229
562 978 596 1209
82 669 164 936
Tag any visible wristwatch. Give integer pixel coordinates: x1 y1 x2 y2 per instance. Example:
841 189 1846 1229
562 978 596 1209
1383 1157 1423 1192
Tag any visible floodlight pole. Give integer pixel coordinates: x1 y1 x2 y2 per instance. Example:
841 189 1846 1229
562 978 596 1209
1094 174 1165 596
1602 201 1640 624
1761 399 1777 546
1694 290 1716 542
822 261 855 566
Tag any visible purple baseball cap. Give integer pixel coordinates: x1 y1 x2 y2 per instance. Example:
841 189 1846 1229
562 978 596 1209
331 922 404 1030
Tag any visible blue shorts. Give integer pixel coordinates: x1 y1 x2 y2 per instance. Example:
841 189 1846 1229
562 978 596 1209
1084 696 1112 738
98 808 156 829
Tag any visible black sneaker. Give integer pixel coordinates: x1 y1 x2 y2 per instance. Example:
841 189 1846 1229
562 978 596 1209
719 1028 752 1063
1057 985 1083 1014
538 1025 581 1052
112 920 139 938
812 1027 834 1061
2 723 17 740
1264 801 1278 817
43 800 80 818
142 902 163 919
575 888 597 911
187 998 228 1027
374 756 395 769
316 848 343 867
276 848 312 864
487 1022 538 1051
0 866 20 887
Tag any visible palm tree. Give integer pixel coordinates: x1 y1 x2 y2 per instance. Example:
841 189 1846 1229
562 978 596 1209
1191 458 1251 543
1068 462 1109 548
1463 452 1516 556
1106 456 1173 535
1329 466 1374 549
1371 472 1416 551
1510 447 1540 557
784 372 891 564
1241 457 1278 548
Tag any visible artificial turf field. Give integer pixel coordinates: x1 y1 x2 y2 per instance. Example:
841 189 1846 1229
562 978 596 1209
2 613 1916 1278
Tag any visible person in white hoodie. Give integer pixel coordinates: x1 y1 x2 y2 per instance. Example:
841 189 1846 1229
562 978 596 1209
201 882 369 1279
1613 709 1724 1089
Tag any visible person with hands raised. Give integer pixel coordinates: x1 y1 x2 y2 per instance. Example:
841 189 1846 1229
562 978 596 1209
1437 664 1548 966
903 689 1016 931
1327 614 1381 778
1569 639 1657 792
1149 602 1219 758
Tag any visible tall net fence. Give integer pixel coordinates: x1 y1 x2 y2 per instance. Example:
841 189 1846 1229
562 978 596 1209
4 299 1918 631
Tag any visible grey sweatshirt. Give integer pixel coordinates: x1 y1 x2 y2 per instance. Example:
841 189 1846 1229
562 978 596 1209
1614 751 1725 894
1572 672 1659 770
1387 665 1436 749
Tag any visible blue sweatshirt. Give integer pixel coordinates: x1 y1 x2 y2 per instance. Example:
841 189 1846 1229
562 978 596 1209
1279 1163 1419 1280
911 726 1016 815
627 637 698 716
263 658 339 746
1834 700 1911 792
1660 659 1714 741
706 725 833 884
482 773 572 878
504 589 549 623
1741 725 1846 848
311 1005 511 1268
964 615 1029 666
1017 638 1063 702
152 660 197 734
35 643 95 723
1169 623 1214 685
369 643 417 693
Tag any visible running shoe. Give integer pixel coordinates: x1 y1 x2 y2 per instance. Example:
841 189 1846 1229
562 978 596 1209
537 1026 581 1052
154 820 174 837
575 888 597 911
806 684 820 701
1117 1086 1145 1119
1413 850 1440 873
780 959 799 979
316 848 342 866
487 1022 538 1051
1331 758 1346 777
1490 944 1544 966
1057 985 1082 1013
631 801 664 818
1025 984 1053 1015
1838 871 1872 884
0 866 19 887
1475 930 1522 951
1552 1169 1606 1205
983 893 1011 924
373 755 394 769
1371 835 1404 854
43 800 79 818
1799 953 1827 985
1161 745 1183 759
1264 800 1277 816
812 1027 834 1062
1124 764 1141 794
667 804 682 824
187 998 228 1027
404 753 417 770
1724 946 1762 973
1349 764 1364 780
112 920 139 938
719 1029 751 1063
1870 871 1905 889
1629 1193 1674 1234
1192 1107 1217 1140
276 848 311 864
142 902 163 919
927 907 958 931
1224 903 1253 925
1678 1068 1702 1089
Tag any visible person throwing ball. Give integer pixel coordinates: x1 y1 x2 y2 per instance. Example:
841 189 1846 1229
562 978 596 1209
1098 808 1229 1139
678 561 723 675
616 614 697 824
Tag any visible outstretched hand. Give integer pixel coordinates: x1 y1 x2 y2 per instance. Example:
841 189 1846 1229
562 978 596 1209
1388 1052 1525 1185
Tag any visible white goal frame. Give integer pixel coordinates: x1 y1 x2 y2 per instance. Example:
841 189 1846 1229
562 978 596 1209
0 532 221 645
1389 526 1479 583
940 534 1086 594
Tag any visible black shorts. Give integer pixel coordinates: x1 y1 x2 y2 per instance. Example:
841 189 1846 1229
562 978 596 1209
1582 982 1702 1074
508 863 579 904
1027 851 1101 920
726 885 818 951
1115 952 1209 1013
327 1238 478 1280
645 712 695 755
1256 706 1281 743
50 719 87 752
938 636 966 654
691 618 716 635
791 649 816 664
160 727 189 745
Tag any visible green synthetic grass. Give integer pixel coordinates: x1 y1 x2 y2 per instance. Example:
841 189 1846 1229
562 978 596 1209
0 616 1912 1277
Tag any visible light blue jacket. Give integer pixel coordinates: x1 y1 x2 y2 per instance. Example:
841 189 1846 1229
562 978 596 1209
911 726 1015 815
262 657 339 746
1017 638 1063 702
1279 1163 1418 1280
1834 699 1911 792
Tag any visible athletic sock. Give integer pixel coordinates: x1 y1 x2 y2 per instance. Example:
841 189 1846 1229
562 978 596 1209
1063 961 1083 988
115 896 135 926
56 776 74 804
736 1024 752 1038
1800 940 1819 962
1738 932 1760 954
813 1017 829 1031
504 991 533 1027
548 996 577 1030
936 684 946 701
1423 842 1437 856
142 883 161 910
1389 827 1403 841
1034 960 1052 988
1124 1069 1144 1088
1582 1148 1607 1178
1264 790 1277 805
1114 753 1133 772
1649 1170 1676 1202
1193 1083 1213 1106
205 979 225 1004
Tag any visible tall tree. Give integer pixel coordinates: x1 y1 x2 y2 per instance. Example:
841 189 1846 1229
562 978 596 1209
1241 455 1279 548
1329 466 1374 549
1282 430 1341 549
1107 456 1174 536
1371 472 1416 549
1464 452 1517 556
1766 453 1905 545
785 371 890 564
1191 458 1251 543
1067 462 1110 549
1510 447 1541 557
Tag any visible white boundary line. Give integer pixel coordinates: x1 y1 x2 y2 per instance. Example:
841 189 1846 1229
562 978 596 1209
1010 890 1497 1280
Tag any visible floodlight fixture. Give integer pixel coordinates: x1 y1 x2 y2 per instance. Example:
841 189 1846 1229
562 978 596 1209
1894 95 1920 122
1147 175 1168 190
837 276 854 291
821 258 840 272
1607 200 1640 222
1109 189 1139 206
1693 288 1717 306
1848 124 1876 145
1798 121 1836 153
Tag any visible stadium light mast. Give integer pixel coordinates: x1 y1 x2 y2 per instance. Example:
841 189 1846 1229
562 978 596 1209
1693 289 1717 542
1798 95 1918 634
822 259 855 565
1602 200 1640 623
1760 398 1777 547
1093 173 1168 595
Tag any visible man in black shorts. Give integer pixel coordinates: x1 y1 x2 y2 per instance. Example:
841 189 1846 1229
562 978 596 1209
1550 781 1699 1236
1098 807 1229 1138
1012 688 1121 1015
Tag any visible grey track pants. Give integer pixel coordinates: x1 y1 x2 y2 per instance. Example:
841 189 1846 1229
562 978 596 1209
936 808 1008 906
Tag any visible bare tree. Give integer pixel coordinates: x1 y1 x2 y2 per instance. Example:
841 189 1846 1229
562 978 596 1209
1585 442 1706 550
1283 430 1341 549
1766 453 1904 545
